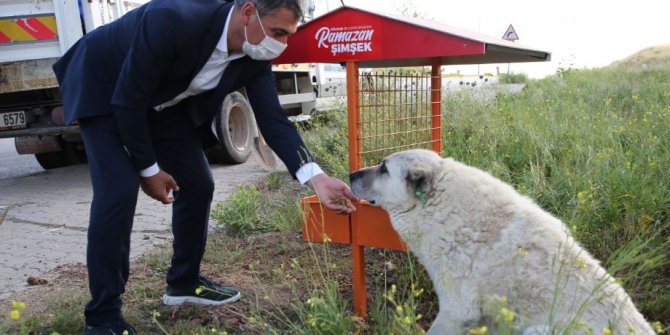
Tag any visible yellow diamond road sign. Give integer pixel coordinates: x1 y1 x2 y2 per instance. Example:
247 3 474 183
502 24 519 41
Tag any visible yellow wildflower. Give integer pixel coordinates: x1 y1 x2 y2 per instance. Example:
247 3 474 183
195 287 204 295
290 258 300 268
575 258 587 269
10 309 20 320
517 247 529 258
412 284 425 297
306 314 317 327
11 300 26 311
577 191 587 203
651 322 663 334
499 307 515 323
467 326 488 335
385 285 397 303
603 327 612 335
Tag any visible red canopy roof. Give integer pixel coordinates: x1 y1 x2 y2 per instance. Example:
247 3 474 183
274 6 550 67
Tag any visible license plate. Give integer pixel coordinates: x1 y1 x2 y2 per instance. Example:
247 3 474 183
0 111 27 131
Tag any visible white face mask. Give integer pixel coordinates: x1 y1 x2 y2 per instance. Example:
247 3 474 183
242 9 287 60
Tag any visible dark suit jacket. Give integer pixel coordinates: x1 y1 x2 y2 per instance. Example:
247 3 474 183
53 0 313 178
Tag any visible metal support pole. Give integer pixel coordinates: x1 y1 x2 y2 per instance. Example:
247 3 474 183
431 58 442 154
346 61 367 318
347 61 361 172
351 222 367 318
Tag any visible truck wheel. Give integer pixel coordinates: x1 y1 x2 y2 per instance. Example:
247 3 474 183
34 140 86 170
207 91 254 164
35 151 67 170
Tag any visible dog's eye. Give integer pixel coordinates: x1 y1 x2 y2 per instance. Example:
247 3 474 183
379 161 388 174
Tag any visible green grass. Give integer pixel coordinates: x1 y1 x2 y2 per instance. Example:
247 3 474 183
298 112 351 181
211 184 265 237
265 171 285 191
47 295 88 334
212 173 306 237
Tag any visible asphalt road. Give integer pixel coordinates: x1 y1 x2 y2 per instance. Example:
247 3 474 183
0 138 277 300
0 138 43 179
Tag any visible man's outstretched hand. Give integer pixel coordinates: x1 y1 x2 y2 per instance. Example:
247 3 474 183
141 170 179 204
307 173 359 214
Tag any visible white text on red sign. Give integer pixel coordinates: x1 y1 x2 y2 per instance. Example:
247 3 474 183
315 26 375 56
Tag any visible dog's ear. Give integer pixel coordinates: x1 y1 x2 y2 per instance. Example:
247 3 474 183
407 163 433 196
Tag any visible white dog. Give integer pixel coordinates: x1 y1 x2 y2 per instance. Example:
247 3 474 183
349 149 653 335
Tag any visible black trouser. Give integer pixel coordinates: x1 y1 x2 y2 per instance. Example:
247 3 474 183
79 110 214 326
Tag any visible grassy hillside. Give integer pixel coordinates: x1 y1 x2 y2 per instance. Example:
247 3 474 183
609 44 670 70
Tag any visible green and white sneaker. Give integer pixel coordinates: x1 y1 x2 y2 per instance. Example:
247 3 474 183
162 276 241 306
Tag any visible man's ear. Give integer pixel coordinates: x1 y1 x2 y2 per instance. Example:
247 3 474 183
241 1 255 21
407 163 433 195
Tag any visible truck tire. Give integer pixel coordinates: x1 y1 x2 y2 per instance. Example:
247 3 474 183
207 91 254 164
34 140 86 170
35 151 68 170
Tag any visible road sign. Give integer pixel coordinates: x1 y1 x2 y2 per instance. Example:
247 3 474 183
502 24 519 41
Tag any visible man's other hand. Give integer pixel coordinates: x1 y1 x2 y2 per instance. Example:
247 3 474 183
141 170 179 204
307 173 359 214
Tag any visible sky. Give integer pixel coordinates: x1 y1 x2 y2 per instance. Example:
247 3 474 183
311 0 670 78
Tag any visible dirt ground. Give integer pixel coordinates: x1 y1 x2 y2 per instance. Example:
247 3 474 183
0 231 354 331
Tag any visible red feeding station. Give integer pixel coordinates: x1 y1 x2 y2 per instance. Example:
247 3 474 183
273 5 550 318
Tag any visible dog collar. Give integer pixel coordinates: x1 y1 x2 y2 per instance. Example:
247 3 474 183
415 190 428 205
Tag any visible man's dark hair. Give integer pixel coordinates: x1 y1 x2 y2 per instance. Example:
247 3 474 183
234 0 303 21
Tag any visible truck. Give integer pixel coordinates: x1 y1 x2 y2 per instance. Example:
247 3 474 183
312 62 347 112
0 0 317 169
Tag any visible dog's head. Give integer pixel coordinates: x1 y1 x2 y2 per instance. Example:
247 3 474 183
349 149 442 211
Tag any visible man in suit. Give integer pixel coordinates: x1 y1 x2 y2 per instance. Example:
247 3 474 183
53 0 358 333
